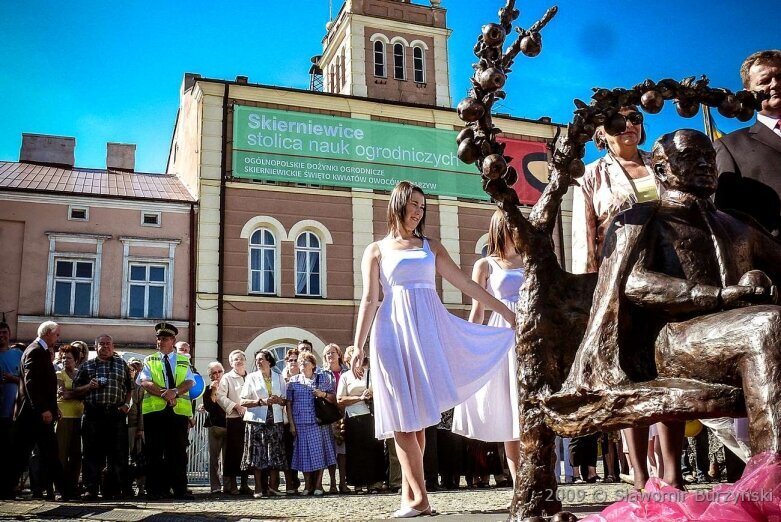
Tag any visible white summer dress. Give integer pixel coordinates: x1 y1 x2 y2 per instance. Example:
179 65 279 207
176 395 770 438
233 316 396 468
370 238 516 440
452 256 524 442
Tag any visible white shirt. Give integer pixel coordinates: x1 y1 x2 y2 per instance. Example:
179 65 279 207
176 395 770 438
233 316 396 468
240 369 287 424
336 369 372 418
757 113 781 139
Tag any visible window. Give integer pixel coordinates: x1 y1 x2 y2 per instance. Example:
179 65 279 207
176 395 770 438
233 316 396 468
53 259 94 316
393 43 406 80
413 46 425 83
481 244 489 258
334 55 341 92
68 206 88 221
373 40 386 77
340 48 346 87
295 232 321 296
128 263 167 318
141 211 161 227
249 229 276 294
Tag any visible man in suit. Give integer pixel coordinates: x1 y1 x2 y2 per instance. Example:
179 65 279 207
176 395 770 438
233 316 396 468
715 49 781 234
1 321 65 500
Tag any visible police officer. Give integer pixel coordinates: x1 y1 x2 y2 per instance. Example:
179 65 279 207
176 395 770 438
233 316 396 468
136 323 195 499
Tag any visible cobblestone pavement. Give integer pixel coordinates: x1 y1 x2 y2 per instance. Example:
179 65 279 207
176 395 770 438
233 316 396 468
0 482 717 521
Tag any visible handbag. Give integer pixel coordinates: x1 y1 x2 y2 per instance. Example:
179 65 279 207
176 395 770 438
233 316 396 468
314 373 342 425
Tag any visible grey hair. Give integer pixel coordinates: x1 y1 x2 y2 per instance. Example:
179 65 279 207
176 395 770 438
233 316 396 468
207 361 225 374
94 334 113 347
37 321 59 338
228 349 246 363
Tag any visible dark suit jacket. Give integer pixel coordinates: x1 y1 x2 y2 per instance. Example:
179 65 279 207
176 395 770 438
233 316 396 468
715 121 781 233
17 341 58 420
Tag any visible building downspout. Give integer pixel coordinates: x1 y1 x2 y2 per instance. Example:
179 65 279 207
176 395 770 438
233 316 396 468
188 201 196 351
216 83 229 363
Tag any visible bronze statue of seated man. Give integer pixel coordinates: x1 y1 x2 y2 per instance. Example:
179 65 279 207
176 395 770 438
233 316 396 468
543 129 781 486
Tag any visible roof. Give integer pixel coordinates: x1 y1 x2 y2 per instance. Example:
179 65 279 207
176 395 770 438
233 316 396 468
0 161 195 203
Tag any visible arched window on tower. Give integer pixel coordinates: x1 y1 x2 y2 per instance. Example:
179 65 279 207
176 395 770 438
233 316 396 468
393 43 406 80
413 46 425 83
374 40 386 77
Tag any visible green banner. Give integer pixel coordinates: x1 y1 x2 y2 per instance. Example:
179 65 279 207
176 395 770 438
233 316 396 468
232 105 487 200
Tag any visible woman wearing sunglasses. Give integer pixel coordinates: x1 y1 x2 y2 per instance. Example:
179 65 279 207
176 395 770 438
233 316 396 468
571 105 665 491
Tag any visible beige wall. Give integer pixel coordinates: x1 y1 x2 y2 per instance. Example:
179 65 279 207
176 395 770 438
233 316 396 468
0 194 191 346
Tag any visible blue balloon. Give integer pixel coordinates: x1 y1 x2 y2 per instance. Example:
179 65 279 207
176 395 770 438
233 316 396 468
188 373 205 400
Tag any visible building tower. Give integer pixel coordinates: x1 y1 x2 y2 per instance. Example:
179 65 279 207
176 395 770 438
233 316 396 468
318 0 451 107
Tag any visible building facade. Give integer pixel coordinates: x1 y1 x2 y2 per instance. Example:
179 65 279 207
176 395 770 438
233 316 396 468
0 136 195 350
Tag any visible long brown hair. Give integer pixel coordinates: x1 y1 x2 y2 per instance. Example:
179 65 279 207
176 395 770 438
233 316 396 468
486 209 518 261
387 181 426 239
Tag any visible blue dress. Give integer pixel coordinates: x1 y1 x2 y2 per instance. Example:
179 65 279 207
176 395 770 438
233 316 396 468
370 238 516 439
286 373 337 472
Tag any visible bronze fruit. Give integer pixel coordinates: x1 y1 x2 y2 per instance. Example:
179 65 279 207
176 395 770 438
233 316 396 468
718 94 741 118
640 90 664 114
603 113 627 136
503 166 518 186
481 24 506 47
737 104 755 122
551 512 579 522
477 67 507 92
675 100 699 118
568 158 585 178
482 154 508 179
520 33 542 57
457 138 480 164
456 127 474 145
457 97 486 122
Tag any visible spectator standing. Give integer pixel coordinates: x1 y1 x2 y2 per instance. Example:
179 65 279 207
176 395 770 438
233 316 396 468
286 351 337 495
54 344 84 499
0 322 21 458
126 358 146 496
216 349 251 495
282 348 302 494
3 321 65 500
202 362 227 494
240 350 288 497
336 354 385 493
137 323 195 500
73 334 133 500
322 343 348 494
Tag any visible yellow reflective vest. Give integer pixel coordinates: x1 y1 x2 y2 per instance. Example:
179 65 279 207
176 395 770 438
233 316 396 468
141 352 192 416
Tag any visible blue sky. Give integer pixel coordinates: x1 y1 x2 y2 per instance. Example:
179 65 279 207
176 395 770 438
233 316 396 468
0 0 778 172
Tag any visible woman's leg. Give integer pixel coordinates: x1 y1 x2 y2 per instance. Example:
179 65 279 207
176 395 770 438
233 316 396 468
624 426 650 490
314 469 324 492
327 464 337 492
303 472 313 493
253 470 262 494
657 421 684 489
503 440 520 487
338 454 348 491
394 430 429 511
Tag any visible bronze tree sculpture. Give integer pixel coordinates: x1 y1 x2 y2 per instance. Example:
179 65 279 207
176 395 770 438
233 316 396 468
456 2 769 520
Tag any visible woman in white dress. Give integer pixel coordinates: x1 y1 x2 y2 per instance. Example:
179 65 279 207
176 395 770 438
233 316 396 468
352 181 516 518
452 209 524 489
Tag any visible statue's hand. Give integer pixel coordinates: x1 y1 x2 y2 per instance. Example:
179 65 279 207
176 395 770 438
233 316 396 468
721 285 773 308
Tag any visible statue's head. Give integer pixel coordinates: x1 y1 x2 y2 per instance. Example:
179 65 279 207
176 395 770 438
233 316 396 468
651 129 718 198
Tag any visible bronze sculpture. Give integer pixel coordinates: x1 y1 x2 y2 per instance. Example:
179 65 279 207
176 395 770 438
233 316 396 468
455 2 772 520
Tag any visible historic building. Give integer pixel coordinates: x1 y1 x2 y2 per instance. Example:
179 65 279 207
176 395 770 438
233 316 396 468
0 135 195 350
166 0 565 370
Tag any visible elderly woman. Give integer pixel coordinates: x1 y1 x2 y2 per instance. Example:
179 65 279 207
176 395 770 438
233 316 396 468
55 344 84 499
126 358 145 496
71 340 89 368
240 350 287 497
336 352 385 493
216 349 251 495
286 351 337 496
322 343 349 494
282 348 302 494
202 361 227 494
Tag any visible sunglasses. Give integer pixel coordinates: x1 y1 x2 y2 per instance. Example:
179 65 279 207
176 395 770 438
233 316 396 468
287 358 299 363
624 112 643 125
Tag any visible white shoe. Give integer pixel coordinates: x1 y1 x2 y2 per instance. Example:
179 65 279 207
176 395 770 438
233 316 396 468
392 505 432 518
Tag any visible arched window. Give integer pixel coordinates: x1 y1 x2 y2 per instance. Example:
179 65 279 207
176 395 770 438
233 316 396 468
335 55 341 92
393 43 406 80
413 46 425 83
295 232 322 296
374 40 386 77
249 228 276 294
